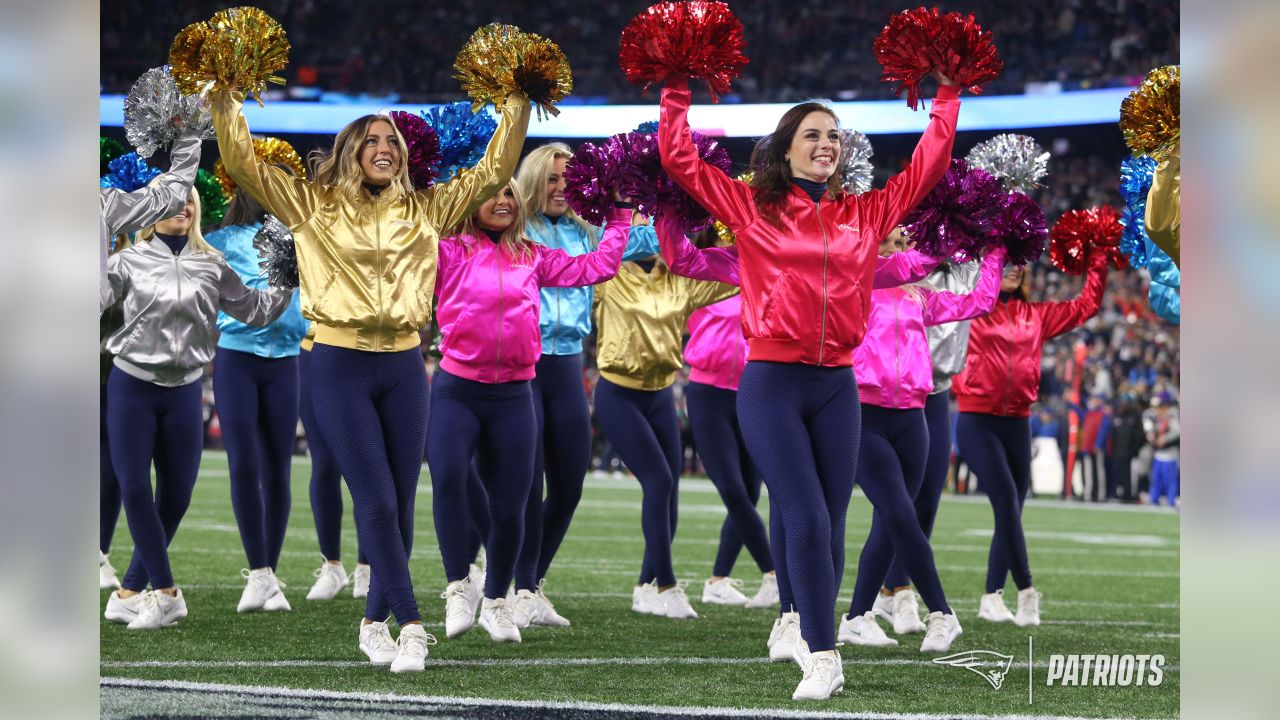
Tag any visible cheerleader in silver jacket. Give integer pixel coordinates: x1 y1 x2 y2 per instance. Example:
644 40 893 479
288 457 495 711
101 187 293 631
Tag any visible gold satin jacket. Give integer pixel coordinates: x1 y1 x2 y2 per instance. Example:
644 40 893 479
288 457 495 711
594 260 738 391
1144 141 1180 268
212 91 531 351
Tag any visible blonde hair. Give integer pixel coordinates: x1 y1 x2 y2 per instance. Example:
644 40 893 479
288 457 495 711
515 142 597 242
455 180 536 264
137 187 219 255
308 115 413 205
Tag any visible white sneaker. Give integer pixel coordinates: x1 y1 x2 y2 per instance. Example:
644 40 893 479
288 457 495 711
524 580 570 627
358 620 398 665
127 589 187 630
442 578 480 639
744 573 780 609
1014 587 1042 627
977 590 1016 623
478 598 522 643
631 582 663 615
237 568 281 613
792 649 845 701
767 611 800 662
352 563 371 599
307 562 349 601
468 563 486 601
838 611 899 647
100 552 121 590
657 583 698 619
475 546 487 573
891 588 926 634
390 624 437 673
263 577 292 612
920 611 963 653
702 577 749 606
510 589 539 629
871 592 894 622
104 590 144 624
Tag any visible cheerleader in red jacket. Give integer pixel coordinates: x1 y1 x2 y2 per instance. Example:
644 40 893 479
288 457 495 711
953 248 1112 627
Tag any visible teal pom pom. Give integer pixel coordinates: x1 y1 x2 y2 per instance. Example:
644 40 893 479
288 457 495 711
422 101 498 183
100 152 162 192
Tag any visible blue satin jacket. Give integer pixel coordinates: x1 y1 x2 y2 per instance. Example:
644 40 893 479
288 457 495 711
205 222 308 357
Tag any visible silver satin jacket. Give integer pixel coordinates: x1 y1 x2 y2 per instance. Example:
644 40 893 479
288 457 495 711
99 130 202 307
103 239 293 387
920 260 982 395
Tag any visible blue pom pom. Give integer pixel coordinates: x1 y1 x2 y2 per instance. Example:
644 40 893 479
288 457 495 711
633 120 659 134
100 152 162 192
422 101 498 183
1117 155 1157 268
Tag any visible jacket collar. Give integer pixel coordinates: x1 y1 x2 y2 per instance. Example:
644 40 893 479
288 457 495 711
138 237 201 259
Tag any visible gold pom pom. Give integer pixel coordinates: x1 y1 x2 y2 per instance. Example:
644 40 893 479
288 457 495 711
168 6 290 105
712 172 755 246
1120 66 1179 160
454 24 573 119
215 136 308 198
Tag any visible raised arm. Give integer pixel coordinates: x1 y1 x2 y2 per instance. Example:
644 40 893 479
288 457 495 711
622 215 660 261
1144 141 1180 268
216 258 295 327
424 95 532 231
656 215 741 285
659 77 757 229
921 247 1005 325
537 208 629 287
1036 251 1110 339
211 91 321 228
857 84 961 242
100 129 202 235
873 248 944 289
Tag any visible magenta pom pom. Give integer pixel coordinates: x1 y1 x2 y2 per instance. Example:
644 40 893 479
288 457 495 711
614 130 731 233
992 192 1047 266
904 158 1005 260
564 140 625 226
388 110 442 190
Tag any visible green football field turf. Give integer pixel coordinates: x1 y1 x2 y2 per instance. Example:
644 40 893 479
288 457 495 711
100 452 1179 719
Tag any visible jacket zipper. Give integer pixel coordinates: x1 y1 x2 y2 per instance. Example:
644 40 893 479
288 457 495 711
173 252 183 365
893 298 901 407
551 224 560 352
373 204 386 348
495 248 504 379
1002 308 1014 415
815 200 830 365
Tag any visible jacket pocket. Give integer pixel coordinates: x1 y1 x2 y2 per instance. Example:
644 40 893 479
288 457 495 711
760 271 803 340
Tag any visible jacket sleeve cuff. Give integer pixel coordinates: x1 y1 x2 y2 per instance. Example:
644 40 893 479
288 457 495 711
935 84 961 101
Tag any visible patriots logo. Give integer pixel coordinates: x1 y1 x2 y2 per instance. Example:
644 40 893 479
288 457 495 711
932 650 1015 690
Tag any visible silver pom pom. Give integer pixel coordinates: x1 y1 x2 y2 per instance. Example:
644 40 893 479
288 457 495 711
839 129 874 195
252 214 298 289
123 66 214 158
965 134 1050 193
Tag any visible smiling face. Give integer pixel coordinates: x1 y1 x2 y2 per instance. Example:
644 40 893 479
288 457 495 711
475 184 518 232
1001 264 1026 293
787 111 841 183
544 157 569 218
358 119 402 185
879 227 909 258
153 191 196 236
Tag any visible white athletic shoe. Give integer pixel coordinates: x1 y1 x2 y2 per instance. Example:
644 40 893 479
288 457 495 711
307 562 349 601
919 611 963 653
1014 587 1042 627
891 588 926 634
442 578 480 639
352 563 371 599
128 589 187 630
657 583 699 619
263 577 292 612
510 589 539 629
631 582 663 615
744 572 780 609
977 590 1016 623
871 592 895 622
792 649 845 701
468 563 486 603
237 568 281 613
104 590 144 624
524 580 570 627
767 611 801 662
702 577 749 606
358 620 398 665
390 624 436 673
838 611 899 647
100 552 121 590
478 598 522 643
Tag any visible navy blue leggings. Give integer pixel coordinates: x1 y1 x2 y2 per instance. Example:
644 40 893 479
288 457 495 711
884 391 952 589
465 466 490 565
107 369 203 591
213 347 298 571
299 348 365 565
310 344 428 624
593 377 682 587
737 361 859 653
770 496 795 613
427 368 536 599
847 404 951 617
101 382 121 554
955 412 1034 592
686 382 772 577
516 353 592 590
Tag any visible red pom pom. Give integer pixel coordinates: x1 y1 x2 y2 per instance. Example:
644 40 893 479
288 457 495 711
874 7 1003 110
1049 206 1125 275
619 1 748 102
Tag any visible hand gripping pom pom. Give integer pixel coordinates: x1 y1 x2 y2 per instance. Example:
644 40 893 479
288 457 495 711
124 66 215 158
169 7 290 105
619 1 748 102
1049 206 1126 275
253 214 299 289
1118 155 1158 267
388 111 443 191
100 153 162 192
874 7 1002 110
214 136 307 199
195 169 229 227
904 158 1006 261
965 134 1049 193
101 137 126 177
423 101 499 183
839 130 875 195
1120 66 1179 160
564 141 623 226
454 24 573 119
992 192 1047 267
